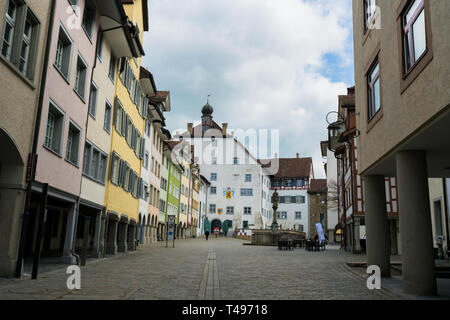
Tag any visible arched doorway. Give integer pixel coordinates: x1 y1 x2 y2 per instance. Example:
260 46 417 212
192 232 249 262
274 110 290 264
211 219 222 237
0 128 25 276
223 220 232 237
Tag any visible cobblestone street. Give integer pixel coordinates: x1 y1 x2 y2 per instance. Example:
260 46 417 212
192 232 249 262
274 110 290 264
0 238 408 300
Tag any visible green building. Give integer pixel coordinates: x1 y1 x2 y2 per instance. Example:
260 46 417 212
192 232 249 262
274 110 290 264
164 142 183 227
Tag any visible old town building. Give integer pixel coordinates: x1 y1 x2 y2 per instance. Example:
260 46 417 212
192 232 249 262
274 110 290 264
320 141 340 243
308 179 327 239
353 0 450 295
104 0 148 256
0 0 52 277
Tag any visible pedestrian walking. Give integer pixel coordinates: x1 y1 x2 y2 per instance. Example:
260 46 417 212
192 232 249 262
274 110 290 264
204 217 210 241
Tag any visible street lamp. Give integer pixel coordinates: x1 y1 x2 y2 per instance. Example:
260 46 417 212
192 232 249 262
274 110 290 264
326 111 346 153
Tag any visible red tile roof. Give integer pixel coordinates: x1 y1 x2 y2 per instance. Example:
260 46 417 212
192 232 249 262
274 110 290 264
308 179 328 193
259 157 313 178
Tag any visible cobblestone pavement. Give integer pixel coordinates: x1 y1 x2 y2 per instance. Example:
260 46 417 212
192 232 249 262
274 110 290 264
0 238 403 300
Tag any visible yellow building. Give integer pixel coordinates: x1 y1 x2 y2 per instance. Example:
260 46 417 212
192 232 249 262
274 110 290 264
104 0 150 254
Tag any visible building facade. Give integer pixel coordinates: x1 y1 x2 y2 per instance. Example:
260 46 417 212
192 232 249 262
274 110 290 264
320 141 339 243
353 0 450 295
268 156 313 236
104 0 148 255
308 179 327 239
0 0 52 276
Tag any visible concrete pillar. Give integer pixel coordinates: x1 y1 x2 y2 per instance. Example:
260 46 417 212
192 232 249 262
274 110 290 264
149 226 153 244
396 151 436 295
139 223 145 245
145 225 150 245
106 218 118 255
364 175 390 277
127 224 136 251
92 211 102 258
118 222 128 252
0 188 24 277
354 218 361 253
61 203 78 264
345 224 351 252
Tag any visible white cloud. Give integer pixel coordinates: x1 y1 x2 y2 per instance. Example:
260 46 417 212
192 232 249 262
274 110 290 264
143 0 353 178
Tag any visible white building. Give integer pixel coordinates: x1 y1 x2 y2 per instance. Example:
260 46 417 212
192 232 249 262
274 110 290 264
175 102 271 236
321 141 339 243
267 157 314 237
175 101 315 238
198 175 211 236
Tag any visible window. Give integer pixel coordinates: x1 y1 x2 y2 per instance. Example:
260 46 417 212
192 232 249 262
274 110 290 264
210 187 217 195
83 141 107 183
88 82 98 117
44 101 64 154
82 0 96 39
226 206 234 215
74 55 88 99
108 53 116 82
244 207 251 215
240 188 253 196
296 196 306 204
103 101 112 133
277 212 287 220
114 98 123 134
1 0 40 80
233 157 239 165
295 212 302 220
65 122 81 165
144 152 149 169
364 0 376 30
243 221 248 229
245 174 252 182
109 152 120 184
54 25 72 80
367 60 380 120
210 173 217 181
209 204 216 214
402 0 426 73
96 29 103 60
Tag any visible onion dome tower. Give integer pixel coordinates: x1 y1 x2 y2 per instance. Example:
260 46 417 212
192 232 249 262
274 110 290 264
201 95 214 130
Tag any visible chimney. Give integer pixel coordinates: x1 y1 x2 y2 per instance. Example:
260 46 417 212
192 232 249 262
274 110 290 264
222 123 228 137
296 153 299 158
187 123 193 136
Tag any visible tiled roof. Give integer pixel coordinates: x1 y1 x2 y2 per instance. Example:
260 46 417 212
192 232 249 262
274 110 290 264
259 157 313 178
308 179 328 193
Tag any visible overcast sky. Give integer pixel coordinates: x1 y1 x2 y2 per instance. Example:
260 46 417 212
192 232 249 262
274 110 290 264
142 0 354 178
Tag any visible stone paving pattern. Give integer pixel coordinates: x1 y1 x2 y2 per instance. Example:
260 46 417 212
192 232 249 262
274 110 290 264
0 238 402 300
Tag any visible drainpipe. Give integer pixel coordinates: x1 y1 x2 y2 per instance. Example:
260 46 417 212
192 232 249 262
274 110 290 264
443 178 449 256
15 0 56 278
